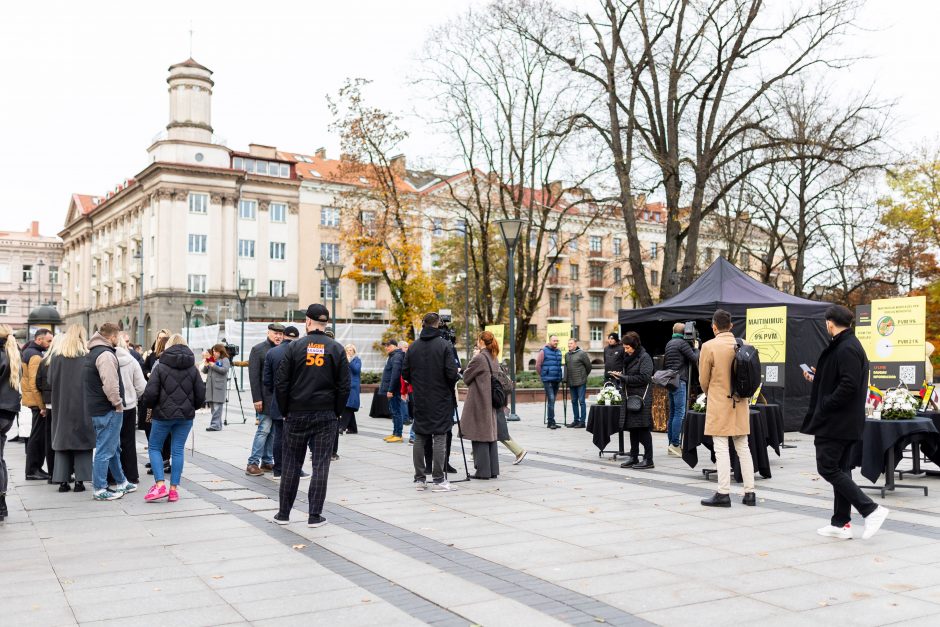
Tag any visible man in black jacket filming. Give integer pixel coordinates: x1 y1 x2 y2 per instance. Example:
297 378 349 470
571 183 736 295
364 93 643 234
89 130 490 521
663 323 699 457
802 305 888 540
273 304 350 528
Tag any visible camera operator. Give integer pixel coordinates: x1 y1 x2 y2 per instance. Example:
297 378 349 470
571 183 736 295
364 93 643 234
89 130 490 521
402 312 460 491
663 322 699 457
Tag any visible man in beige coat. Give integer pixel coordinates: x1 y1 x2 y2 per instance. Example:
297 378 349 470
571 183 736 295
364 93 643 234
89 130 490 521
698 309 756 508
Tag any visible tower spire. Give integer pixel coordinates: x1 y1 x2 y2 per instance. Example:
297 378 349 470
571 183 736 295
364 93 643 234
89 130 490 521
189 21 193 58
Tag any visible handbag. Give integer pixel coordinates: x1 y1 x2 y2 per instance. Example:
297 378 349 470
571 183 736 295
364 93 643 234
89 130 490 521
625 384 650 413
651 369 680 391
484 356 507 409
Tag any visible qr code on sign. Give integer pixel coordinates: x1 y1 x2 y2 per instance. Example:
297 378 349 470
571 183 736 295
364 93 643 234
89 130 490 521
899 365 916 385
765 366 779 383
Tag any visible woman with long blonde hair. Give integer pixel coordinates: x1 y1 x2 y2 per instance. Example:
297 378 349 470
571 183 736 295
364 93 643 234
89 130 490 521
0 324 22 520
47 324 95 492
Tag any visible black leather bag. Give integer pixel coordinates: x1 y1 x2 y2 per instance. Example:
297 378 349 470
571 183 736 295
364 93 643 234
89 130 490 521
625 384 650 413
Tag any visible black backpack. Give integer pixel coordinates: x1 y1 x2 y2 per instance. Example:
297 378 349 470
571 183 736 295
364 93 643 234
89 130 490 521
731 339 761 402
484 356 507 409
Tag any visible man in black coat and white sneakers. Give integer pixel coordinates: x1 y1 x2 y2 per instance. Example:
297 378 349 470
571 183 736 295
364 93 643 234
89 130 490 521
273 304 349 528
802 305 888 540
403 312 460 491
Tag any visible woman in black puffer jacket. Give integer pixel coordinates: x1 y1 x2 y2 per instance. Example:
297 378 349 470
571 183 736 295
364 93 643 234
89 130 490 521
139 335 205 503
0 325 23 521
616 331 654 470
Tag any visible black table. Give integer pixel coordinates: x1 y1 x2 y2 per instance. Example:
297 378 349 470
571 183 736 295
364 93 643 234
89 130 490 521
753 404 785 450
899 411 940 478
586 404 626 459
681 409 779 481
853 417 940 497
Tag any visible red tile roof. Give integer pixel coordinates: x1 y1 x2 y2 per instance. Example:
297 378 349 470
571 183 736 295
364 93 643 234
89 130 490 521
73 193 102 215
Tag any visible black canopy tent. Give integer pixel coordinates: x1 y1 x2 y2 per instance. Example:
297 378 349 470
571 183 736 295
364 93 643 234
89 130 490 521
618 258 831 431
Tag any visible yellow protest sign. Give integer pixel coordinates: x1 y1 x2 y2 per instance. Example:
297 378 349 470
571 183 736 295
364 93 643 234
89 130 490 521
484 324 505 356
868 296 926 386
746 306 787 387
546 322 572 356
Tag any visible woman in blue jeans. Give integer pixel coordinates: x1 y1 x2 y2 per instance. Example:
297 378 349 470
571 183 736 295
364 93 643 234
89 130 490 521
140 334 206 502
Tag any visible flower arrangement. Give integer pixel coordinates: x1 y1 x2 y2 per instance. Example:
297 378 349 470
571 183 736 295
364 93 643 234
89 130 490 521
881 387 917 420
596 384 622 406
691 393 707 412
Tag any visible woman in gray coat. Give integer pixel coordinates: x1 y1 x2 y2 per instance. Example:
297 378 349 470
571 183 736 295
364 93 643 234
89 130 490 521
461 331 500 479
49 324 95 492
201 344 230 431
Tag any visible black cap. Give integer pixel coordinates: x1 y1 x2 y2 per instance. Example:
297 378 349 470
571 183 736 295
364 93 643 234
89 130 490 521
305 304 330 323
608 332 620 342
268 322 285 332
382 338 398 347
283 325 300 338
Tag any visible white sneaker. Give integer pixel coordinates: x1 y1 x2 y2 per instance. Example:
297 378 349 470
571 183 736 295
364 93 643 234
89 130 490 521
415 481 427 491
862 506 889 539
513 450 528 465
817 524 853 540
431 481 456 492
667 445 682 457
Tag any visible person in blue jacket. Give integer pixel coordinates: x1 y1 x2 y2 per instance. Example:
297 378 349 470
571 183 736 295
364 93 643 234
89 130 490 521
333 343 361 460
536 335 563 429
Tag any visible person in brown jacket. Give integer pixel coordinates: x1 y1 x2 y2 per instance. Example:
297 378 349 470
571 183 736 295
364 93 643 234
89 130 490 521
23 328 53 480
698 309 756 508
461 331 501 479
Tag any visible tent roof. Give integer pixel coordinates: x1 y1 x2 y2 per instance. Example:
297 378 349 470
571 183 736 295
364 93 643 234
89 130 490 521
619 257 830 324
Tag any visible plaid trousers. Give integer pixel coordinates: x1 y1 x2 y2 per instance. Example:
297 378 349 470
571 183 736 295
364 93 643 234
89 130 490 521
277 410 338 519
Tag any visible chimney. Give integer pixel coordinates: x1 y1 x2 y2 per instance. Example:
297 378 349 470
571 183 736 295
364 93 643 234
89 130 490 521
248 144 277 158
315 147 326 159
30 221 39 237
390 154 406 170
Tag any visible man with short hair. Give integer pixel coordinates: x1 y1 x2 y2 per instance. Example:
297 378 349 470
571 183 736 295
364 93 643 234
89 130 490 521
536 335 563 429
246 323 284 476
802 305 888 540
263 325 301 478
603 333 624 384
403 312 460 491
23 328 53 480
379 339 407 442
564 338 592 428
273 304 350 527
663 322 700 457
699 309 756 508
86 323 135 501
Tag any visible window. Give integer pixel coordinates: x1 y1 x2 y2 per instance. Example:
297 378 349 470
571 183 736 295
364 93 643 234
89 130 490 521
589 235 602 252
280 164 290 178
320 207 340 227
614 297 623 311
549 291 560 316
270 280 285 297
151 236 155 256
187 274 206 294
570 263 579 281
22 265 32 283
270 242 286 260
740 251 750 270
651 270 659 286
613 267 622 283
357 281 377 301
360 210 375 225
456 219 467 236
650 242 658 260
590 294 603 314
432 218 444 237
270 202 287 223
238 239 255 258
188 234 207 254
239 199 257 220
590 324 604 342
569 237 578 252
320 279 340 300
48 266 58 284
233 157 243 170
590 264 603 281
0 300 6 315
320 242 340 263
189 193 208 214
0 263 9 283
240 278 256 296
256 161 268 175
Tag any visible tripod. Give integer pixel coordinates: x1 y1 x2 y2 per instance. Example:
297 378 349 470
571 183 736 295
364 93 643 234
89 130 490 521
449 402 472 483
223 365 247 426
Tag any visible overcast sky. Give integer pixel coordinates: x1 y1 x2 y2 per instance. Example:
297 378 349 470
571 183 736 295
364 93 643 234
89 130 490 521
1 0 937 236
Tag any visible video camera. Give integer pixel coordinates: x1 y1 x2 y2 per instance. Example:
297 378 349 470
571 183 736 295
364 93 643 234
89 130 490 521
221 338 240 359
438 310 457 345
683 321 698 346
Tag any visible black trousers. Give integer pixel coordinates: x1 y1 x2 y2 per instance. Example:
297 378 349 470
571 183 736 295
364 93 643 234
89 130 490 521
272 418 283 473
25 407 53 475
814 436 878 527
333 408 359 455
278 411 337 519
628 427 652 460
108 409 139 484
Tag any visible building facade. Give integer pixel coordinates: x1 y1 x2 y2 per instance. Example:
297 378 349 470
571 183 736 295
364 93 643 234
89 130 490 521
0 221 62 328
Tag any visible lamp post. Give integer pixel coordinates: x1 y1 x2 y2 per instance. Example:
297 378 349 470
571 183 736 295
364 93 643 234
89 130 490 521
496 218 524 422
463 217 472 363
134 247 144 347
569 291 582 340
183 303 194 344
36 259 46 306
320 260 345 328
236 284 250 390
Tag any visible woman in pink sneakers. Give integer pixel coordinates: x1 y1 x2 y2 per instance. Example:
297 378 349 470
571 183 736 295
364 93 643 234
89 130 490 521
139 334 205 502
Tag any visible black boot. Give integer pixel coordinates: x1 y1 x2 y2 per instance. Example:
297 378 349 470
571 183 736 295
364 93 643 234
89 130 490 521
619 456 638 468
73 482 86 493
701 492 732 508
58 482 71 493
0 494 7 519
742 492 756 506
633 457 655 470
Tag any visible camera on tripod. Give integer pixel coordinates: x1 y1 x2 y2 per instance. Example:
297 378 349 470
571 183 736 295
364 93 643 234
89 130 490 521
438 309 457 345
683 321 698 346
220 338 240 359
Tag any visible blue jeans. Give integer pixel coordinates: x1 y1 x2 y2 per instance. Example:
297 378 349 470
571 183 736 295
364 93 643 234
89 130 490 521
92 410 125 490
248 413 275 466
570 385 586 425
388 396 406 436
148 419 193 486
543 381 560 424
667 380 687 446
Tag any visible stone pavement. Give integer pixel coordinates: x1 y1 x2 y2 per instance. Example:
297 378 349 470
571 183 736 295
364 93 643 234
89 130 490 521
4 395 940 626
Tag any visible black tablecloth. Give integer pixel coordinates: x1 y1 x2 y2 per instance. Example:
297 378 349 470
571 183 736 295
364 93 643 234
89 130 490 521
369 390 390 419
853 418 940 482
586 404 622 452
916 411 940 466
681 409 777 479
753 404 784 450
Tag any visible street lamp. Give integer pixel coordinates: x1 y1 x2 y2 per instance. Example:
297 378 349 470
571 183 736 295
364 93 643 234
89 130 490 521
134 247 144 347
36 259 46 306
320 260 344 328
236 283 250 390
183 303 194 344
496 218 524 422
813 284 825 300
569 291 582 340
462 216 472 363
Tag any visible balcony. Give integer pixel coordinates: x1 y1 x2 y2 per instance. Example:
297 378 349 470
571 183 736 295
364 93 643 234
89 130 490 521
588 279 611 291
588 250 611 262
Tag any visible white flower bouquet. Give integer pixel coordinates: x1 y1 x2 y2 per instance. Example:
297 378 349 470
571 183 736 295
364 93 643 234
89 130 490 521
881 387 917 420
691 393 707 412
596 384 622 406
